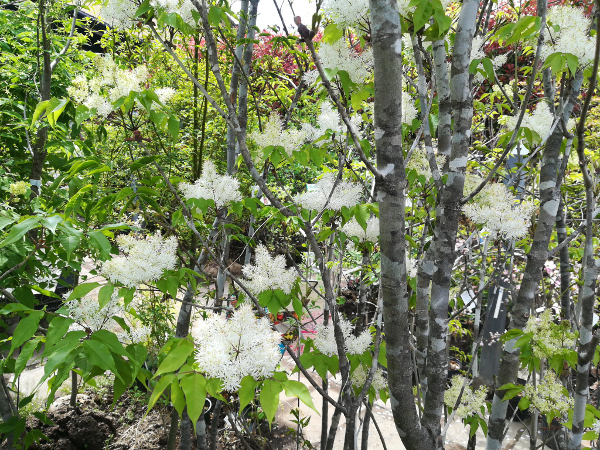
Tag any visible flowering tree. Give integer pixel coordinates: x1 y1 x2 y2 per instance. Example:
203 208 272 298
2 0 600 449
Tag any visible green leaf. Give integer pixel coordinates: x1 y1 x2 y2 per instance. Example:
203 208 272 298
89 230 112 259
31 100 49 127
208 5 221 26
130 156 158 171
58 234 81 261
41 215 62 233
354 204 370 231
413 0 434 32
238 376 257 413
0 303 33 314
67 282 100 300
10 310 44 354
282 380 318 413
168 115 180 143
147 374 175 410
14 337 42 378
0 217 41 248
82 340 122 381
98 284 115 310
481 58 495 82
180 373 207 431
518 396 530 411
565 53 579 76
171 378 186 416
91 329 130 358
322 23 343 44
166 276 179 300
135 0 152 17
259 379 283 425
154 339 194 377
45 315 74 350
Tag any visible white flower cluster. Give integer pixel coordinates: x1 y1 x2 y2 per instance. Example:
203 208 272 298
322 0 369 27
471 35 487 61
462 175 537 240
242 244 298 296
65 291 123 333
444 375 488 419
155 87 177 105
406 146 447 178
542 6 596 68
351 365 388 393
524 309 576 359
179 160 242 208
102 232 178 287
9 181 28 196
402 91 419 125
100 0 138 29
318 40 373 84
68 55 149 117
316 103 364 140
522 372 573 416
192 304 282 391
341 217 380 243
150 0 197 24
248 114 314 157
313 317 372 357
491 83 514 99
406 257 418 278
294 172 362 211
502 101 554 139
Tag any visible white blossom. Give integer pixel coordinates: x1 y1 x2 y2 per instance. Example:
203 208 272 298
102 232 178 287
492 53 508 69
522 372 573 416
248 113 314 157
9 181 28 196
402 91 418 124
192 304 282 391
100 0 138 29
406 257 417 278
444 375 488 419
524 309 576 359
463 175 537 240
302 70 320 86
351 365 388 393
65 291 123 333
67 55 149 117
150 0 197 24
502 101 554 139
294 172 362 211
471 35 486 61
322 0 369 27
242 244 298 296
406 146 447 178
179 160 242 207
318 40 373 84
313 317 372 357
542 6 596 68
341 217 379 243
314 103 364 142
155 87 177 105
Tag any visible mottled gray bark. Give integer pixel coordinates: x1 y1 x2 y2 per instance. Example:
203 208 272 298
568 22 600 448
556 197 571 321
180 409 192 450
196 410 207 450
225 0 249 173
368 0 429 448
486 71 584 450
420 2 479 447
